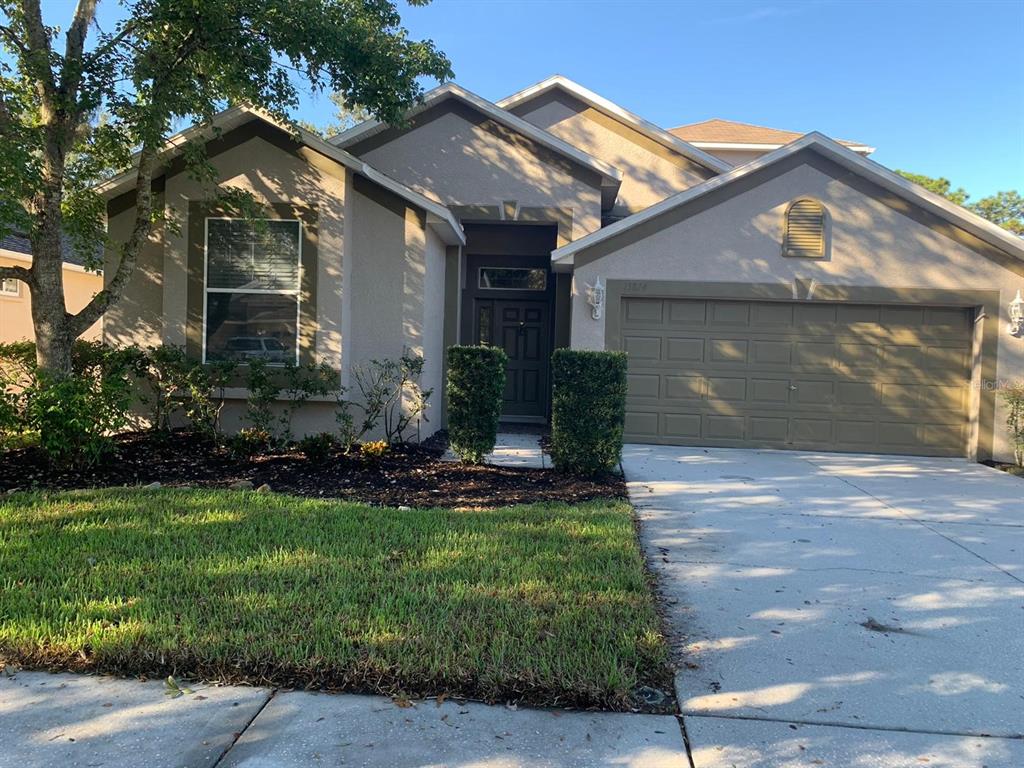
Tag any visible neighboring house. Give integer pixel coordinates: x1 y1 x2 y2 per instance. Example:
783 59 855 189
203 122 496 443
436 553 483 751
669 118 876 166
99 75 1024 462
0 234 103 344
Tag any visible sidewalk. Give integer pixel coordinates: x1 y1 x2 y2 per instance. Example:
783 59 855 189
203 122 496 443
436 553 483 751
0 670 689 768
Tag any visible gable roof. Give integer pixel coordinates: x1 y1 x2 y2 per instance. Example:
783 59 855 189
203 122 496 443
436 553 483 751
670 119 875 155
96 105 465 245
551 132 1024 268
329 82 624 203
496 75 732 175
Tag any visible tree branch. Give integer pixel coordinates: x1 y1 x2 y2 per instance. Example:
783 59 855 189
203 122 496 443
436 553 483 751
0 264 32 284
68 144 158 336
60 0 97 105
0 23 30 56
18 0 56 105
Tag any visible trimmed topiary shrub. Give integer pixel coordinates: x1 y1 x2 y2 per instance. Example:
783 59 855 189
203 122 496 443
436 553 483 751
550 349 628 476
446 345 508 464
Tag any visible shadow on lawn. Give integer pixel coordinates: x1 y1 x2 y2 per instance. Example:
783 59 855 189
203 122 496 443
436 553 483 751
0 489 673 712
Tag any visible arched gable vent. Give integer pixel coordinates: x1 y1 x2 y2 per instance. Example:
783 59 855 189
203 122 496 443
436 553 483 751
783 198 828 258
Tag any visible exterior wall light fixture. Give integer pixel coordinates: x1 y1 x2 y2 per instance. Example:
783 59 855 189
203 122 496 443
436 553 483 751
586 277 605 320
1009 289 1024 337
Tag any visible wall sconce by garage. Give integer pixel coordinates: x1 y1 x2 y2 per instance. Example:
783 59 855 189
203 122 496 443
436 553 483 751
585 277 605 320
1010 289 1024 337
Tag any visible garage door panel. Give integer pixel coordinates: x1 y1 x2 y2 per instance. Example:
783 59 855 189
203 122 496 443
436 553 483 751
710 301 751 326
667 300 707 326
752 303 794 327
705 414 745 440
625 411 659 436
710 338 749 363
623 335 661 359
751 340 793 365
665 413 701 439
791 418 833 444
707 376 747 402
793 380 834 406
627 373 660 399
621 298 972 457
666 337 705 362
750 416 788 441
664 374 704 400
623 298 664 323
794 304 838 328
751 378 791 404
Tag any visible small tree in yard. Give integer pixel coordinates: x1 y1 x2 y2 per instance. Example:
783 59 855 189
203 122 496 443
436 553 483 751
0 0 451 387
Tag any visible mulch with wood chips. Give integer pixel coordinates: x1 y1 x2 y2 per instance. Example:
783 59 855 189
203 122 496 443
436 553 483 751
0 430 626 508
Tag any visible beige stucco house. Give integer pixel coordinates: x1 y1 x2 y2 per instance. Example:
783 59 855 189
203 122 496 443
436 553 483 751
100 75 1024 462
1 234 103 344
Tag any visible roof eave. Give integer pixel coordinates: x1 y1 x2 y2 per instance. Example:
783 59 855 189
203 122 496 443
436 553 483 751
96 105 465 246
330 82 624 188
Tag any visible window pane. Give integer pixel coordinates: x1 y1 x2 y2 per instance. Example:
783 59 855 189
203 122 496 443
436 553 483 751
478 267 547 291
207 219 300 291
205 293 297 364
1 278 19 295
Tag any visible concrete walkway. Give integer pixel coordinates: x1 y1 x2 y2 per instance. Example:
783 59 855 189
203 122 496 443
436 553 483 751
443 432 548 468
623 445 1024 768
0 670 687 767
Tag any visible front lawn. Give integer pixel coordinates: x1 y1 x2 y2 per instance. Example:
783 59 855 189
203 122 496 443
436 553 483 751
0 489 668 710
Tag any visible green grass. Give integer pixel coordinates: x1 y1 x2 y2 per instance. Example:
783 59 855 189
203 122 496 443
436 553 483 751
0 489 667 708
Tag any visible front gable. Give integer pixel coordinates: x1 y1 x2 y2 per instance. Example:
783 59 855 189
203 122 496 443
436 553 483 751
338 94 611 241
504 84 720 217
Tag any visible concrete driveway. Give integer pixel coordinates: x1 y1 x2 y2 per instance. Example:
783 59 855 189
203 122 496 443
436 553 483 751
623 445 1024 768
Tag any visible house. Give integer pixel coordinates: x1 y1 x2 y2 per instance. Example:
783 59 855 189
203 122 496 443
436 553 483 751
99 75 1024 462
0 234 103 344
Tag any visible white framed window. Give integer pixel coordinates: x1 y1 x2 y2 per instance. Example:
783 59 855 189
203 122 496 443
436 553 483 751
202 217 302 365
1 277 21 297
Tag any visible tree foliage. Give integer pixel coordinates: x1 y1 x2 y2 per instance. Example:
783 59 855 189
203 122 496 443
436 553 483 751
895 170 969 206
896 170 1023 235
0 0 452 376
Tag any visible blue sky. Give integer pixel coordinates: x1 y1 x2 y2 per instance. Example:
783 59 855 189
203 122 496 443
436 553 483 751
51 0 1024 199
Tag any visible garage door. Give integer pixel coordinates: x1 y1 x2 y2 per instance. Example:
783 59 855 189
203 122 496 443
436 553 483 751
619 298 974 456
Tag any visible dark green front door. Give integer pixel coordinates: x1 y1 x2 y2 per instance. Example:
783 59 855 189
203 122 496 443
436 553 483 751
475 298 550 420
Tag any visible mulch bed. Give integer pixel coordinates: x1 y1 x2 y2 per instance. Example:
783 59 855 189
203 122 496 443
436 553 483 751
0 430 627 507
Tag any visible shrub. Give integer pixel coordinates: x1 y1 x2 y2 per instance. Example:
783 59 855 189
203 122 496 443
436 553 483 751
229 427 272 459
446 345 507 464
19 342 145 467
360 439 389 459
549 350 627 476
243 358 280 440
1002 382 1024 467
339 351 432 449
279 361 336 444
298 432 335 463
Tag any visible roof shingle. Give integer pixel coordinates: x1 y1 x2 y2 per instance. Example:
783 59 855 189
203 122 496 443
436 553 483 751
669 118 868 150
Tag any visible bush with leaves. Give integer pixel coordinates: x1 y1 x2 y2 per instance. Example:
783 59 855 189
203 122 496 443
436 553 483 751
445 346 508 464
279 361 337 444
298 432 335 463
342 351 432 448
1002 382 1024 467
549 350 627 476
0 340 147 466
